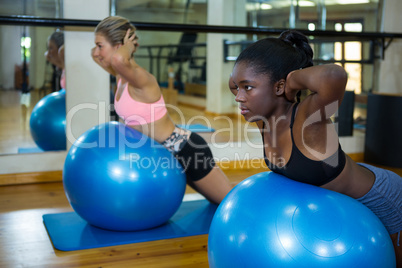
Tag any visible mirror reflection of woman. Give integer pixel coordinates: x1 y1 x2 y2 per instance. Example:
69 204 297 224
45 31 65 91
91 16 233 204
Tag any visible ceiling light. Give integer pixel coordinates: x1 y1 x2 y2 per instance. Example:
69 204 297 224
337 0 370 4
246 3 258 11
260 3 272 9
298 1 315 7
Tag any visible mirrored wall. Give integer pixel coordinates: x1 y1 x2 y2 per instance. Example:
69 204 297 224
0 0 381 157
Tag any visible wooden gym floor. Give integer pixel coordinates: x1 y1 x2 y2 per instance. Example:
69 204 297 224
0 168 266 268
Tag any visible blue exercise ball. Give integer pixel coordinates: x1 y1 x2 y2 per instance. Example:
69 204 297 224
29 90 66 151
208 171 395 268
63 121 186 231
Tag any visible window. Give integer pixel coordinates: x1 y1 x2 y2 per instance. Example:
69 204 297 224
21 36 31 62
334 22 363 94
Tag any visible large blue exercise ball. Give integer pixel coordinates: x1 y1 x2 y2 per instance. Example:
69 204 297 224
63 121 186 231
29 90 66 151
208 171 395 268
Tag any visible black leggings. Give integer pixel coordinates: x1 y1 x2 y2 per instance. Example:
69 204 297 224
161 127 216 181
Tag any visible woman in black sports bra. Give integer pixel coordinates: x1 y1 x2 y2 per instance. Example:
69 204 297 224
229 30 402 266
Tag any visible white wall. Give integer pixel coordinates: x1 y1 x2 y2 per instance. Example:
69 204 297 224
0 26 22 89
63 0 110 148
377 0 402 94
29 27 58 90
206 0 246 114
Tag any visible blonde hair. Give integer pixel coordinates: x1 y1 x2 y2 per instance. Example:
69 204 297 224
49 30 64 48
95 16 138 46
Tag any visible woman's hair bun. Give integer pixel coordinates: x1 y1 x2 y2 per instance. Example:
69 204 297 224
279 30 307 46
279 30 313 63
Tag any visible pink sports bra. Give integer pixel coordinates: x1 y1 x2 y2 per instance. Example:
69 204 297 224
114 79 167 126
60 69 66 90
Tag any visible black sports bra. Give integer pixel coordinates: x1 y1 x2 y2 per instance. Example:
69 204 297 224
263 103 346 186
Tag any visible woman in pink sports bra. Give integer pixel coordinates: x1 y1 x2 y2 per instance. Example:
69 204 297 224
91 16 232 204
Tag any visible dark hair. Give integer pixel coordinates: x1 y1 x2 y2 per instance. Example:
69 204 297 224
235 30 313 83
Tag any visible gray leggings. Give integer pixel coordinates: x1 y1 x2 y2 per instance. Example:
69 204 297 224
356 163 402 243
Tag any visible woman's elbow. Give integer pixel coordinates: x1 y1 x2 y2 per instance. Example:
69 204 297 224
111 53 130 72
330 64 348 86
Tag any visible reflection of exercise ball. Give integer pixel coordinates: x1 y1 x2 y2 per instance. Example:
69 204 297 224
208 172 395 268
63 121 186 231
29 91 66 151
